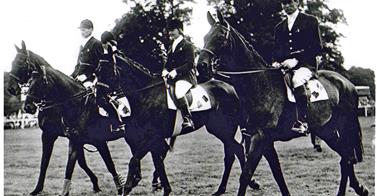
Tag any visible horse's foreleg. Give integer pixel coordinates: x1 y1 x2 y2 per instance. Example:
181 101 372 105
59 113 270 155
264 143 290 196
30 133 58 195
61 140 78 196
96 142 124 195
76 145 101 193
348 163 369 196
237 129 265 196
213 142 235 196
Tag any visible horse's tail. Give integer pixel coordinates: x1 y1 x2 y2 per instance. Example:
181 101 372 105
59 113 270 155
348 110 364 163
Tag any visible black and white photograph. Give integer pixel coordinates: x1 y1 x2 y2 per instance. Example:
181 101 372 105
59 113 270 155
2 0 375 195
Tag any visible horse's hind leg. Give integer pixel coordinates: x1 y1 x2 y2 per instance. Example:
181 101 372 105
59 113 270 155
96 142 125 195
337 158 351 196
349 163 369 196
152 140 169 192
30 133 58 195
264 143 290 196
310 133 322 152
151 139 172 196
212 140 236 196
76 145 101 193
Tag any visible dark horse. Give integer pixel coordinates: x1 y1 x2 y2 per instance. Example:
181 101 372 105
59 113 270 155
7 41 125 195
197 11 368 196
22 43 258 195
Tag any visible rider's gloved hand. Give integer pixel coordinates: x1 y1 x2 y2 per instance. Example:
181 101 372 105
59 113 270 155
76 74 87 82
272 62 282 68
282 58 298 69
162 69 169 78
168 69 177 79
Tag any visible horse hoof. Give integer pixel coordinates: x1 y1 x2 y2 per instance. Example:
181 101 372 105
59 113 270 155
212 187 225 196
360 186 369 196
314 145 322 152
30 188 43 195
163 188 172 196
93 187 102 193
249 179 260 190
152 182 163 192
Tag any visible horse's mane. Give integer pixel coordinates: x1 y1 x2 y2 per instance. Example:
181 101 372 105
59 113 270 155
29 50 52 68
229 25 269 68
116 53 154 79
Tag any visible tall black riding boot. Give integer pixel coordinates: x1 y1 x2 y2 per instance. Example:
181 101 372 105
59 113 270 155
292 85 309 134
100 97 124 132
176 97 195 131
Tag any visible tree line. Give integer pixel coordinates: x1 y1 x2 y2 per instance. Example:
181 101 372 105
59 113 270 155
4 0 375 115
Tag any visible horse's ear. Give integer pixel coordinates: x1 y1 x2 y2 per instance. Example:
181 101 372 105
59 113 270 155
217 10 226 25
207 11 216 26
21 40 27 51
15 44 21 52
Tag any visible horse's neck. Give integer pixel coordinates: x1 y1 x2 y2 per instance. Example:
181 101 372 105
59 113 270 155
47 68 85 99
231 38 286 99
126 81 166 116
30 51 51 68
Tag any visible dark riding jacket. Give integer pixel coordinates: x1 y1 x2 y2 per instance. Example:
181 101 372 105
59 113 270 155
164 38 197 85
72 37 104 81
273 12 322 70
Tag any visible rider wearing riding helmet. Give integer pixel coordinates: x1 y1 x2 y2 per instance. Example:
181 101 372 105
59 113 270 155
162 19 197 131
72 19 124 132
272 0 323 134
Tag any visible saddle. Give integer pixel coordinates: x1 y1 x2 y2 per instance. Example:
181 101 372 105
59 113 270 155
284 74 329 103
166 84 213 137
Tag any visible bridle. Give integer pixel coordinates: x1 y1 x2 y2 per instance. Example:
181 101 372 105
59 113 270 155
201 22 279 78
10 51 37 84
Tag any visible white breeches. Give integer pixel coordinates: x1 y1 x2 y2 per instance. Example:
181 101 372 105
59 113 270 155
174 80 193 99
292 67 313 88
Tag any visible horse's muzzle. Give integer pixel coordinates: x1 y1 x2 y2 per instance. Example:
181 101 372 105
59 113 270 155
24 103 37 114
7 86 21 96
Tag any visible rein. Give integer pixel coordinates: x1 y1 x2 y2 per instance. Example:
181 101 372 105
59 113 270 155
32 88 94 111
217 67 280 76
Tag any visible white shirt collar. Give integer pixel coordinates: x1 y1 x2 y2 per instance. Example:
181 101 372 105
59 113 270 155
172 35 184 52
287 9 299 31
81 35 93 48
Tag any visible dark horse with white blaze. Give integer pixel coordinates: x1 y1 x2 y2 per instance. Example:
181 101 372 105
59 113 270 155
7 41 126 195
197 11 368 196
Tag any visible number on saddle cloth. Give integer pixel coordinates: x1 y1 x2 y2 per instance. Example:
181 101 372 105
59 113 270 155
284 75 329 103
166 85 212 112
98 95 131 118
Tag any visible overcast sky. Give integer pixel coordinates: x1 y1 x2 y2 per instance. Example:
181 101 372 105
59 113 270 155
0 0 376 75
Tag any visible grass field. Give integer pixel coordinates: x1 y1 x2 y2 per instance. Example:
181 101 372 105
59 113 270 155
4 117 375 196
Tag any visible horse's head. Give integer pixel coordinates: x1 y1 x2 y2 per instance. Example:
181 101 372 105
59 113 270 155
8 41 33 95
197 11 268 79
23 65 50 114
197 10 233 79
8 41 52 96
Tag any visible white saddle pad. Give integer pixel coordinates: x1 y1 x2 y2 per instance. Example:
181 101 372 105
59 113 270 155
167 85 212 112
98 96 131 117
285 79 329 103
